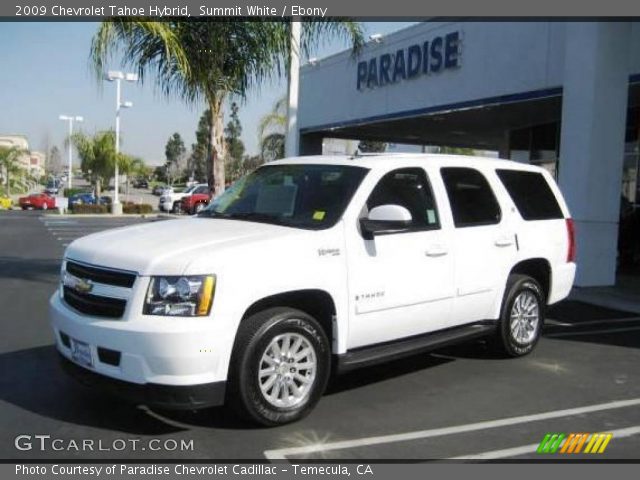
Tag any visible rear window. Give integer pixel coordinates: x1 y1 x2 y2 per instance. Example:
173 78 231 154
441 167 501 227
496 169 563 221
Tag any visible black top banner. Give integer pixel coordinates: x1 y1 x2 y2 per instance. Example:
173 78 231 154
7 0 640 18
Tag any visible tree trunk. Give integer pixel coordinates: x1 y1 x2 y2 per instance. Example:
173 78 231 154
208 96 226 197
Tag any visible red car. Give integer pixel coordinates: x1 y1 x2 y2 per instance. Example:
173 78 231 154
181 187 211 215
19 193 56 210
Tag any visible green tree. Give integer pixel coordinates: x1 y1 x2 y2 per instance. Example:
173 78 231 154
91 20 363 196
71 130 119 198
188 109 211 182
438 146 476 155
225 102 245 161
358 140 387 153
164 132 186 185
0 146 24 196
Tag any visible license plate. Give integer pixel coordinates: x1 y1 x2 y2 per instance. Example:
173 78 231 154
70 339 93 368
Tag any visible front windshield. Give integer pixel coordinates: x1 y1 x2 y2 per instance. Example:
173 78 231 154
200 164 368 229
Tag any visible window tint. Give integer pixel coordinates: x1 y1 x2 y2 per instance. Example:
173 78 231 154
496 169 563 220
366 168 439 230
194 186 209 194
441 167 501 227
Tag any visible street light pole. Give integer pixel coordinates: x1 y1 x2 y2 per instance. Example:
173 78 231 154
58 115 83 190
106 70 137 215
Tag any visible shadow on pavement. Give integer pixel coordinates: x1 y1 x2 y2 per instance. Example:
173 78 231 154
0 345 187 435
0 256 61 284
545 299 640 349
327 352 454 394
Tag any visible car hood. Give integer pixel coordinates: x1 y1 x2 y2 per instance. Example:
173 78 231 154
64 217 303 275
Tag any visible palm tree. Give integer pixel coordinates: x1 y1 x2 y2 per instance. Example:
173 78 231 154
0 146 24 196
91 20 363 196
258 96 287 162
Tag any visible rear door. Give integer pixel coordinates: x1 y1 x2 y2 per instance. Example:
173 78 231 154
440 167 517 326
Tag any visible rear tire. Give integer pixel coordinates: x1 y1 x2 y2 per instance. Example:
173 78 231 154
493 274 544 357
227 307 330 426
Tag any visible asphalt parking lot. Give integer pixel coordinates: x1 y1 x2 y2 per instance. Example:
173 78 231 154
1 209 639 461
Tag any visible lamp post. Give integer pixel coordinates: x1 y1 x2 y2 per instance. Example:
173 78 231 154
105 70 138 215
285 20 301 158
58 115 83 190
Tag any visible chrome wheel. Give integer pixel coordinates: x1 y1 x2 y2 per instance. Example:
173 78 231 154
258 332 317 408
510 291 539 344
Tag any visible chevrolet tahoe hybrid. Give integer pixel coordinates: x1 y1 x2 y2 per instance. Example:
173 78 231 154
50 154 576 426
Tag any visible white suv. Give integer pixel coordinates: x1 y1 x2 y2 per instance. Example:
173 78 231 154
50 154 576 425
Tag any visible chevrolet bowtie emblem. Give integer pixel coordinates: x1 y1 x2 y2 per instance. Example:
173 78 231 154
73 277 93 294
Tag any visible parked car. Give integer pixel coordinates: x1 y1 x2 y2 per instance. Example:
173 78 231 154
68 192 96 208
0 195 12 209
180 185 212 214
51 154 576 426
133 178 149 189
44 180 60 195
19 193 56 210
68 192 112 209
152 184 168 196
159 184 207 213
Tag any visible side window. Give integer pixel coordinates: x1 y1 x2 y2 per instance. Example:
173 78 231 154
365 168 440 230
496 169 563 220
441 167 501 228
194 186 209 194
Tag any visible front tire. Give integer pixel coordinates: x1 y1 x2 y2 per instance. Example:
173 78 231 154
493 274 544 357
194 202 205 214
227 307 330 426
42 203 48 211
172 202 181 214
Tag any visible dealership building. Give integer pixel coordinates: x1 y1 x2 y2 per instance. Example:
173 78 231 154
296 21 640 287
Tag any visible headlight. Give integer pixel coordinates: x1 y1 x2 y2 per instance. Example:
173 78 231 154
144 275 215 317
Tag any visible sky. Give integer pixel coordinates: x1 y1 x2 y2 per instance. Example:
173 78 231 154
0 21 416 166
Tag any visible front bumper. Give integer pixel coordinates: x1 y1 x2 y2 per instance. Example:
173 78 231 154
59 354 225 410
50 292 233 392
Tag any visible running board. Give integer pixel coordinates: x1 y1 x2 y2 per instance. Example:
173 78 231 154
336 323 496 373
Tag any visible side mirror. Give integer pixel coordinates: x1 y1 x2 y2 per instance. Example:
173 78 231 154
360 204 412 240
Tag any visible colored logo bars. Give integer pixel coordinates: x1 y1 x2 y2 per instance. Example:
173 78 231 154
537 433 613 454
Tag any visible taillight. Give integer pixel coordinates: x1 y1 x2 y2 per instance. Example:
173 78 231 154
566 218 576 263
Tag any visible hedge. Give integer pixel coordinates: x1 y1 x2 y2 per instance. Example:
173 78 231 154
122 202 153 214
71 204 109 214
64 188 90 198
70 202 153 215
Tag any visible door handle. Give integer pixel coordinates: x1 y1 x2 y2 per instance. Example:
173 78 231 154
425 245 448 257
495 236 514 247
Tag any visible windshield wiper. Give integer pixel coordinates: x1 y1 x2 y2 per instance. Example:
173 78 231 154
198 211 283 224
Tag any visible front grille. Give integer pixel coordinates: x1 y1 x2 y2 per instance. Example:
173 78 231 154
63 286 126 318
66 261 136 288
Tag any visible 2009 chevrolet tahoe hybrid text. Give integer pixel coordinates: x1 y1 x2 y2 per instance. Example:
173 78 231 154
50 154 576 426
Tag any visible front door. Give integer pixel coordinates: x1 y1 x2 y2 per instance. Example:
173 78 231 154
346 167 455 349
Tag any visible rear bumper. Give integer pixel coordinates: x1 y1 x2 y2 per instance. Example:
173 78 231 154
59 353 226 410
